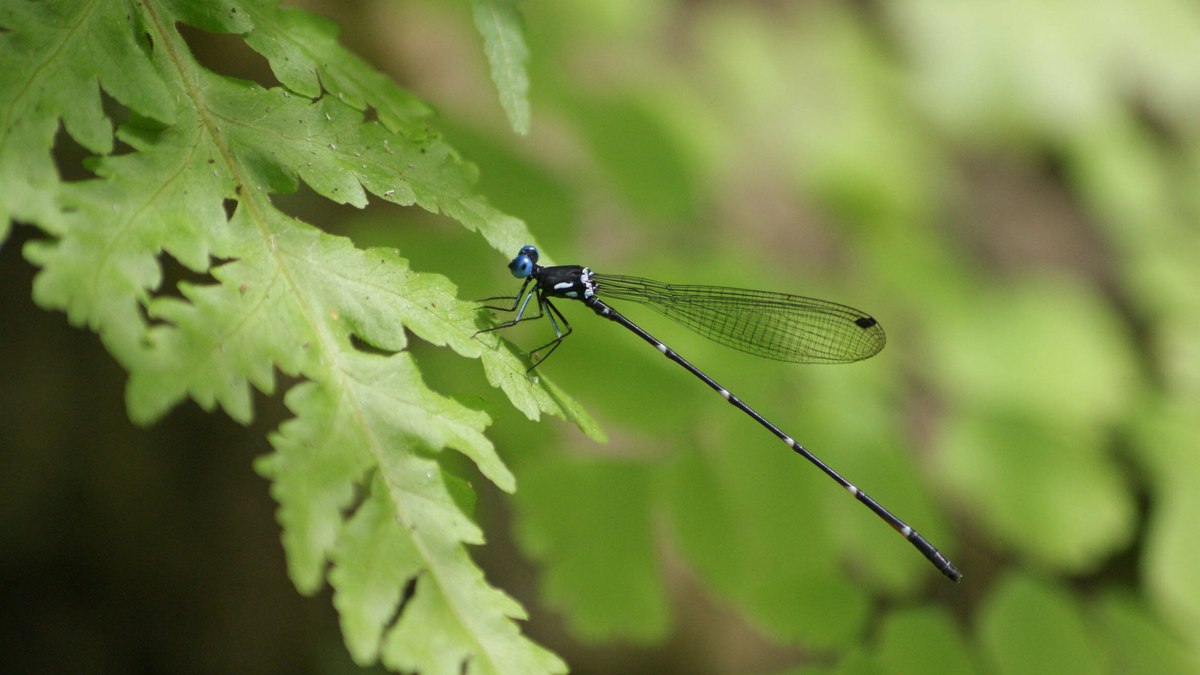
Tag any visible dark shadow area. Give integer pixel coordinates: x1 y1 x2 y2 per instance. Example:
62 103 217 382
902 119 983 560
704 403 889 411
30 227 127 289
151 252 223 305
51 124 101 183
0 227 360 673
267 168 433 245
348 332 398 358
177 23 283 92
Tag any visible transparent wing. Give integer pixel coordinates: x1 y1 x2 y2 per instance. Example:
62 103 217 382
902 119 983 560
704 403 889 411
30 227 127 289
592 274 885 364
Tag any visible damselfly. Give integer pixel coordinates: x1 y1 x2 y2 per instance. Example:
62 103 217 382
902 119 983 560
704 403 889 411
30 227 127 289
479 245 960 582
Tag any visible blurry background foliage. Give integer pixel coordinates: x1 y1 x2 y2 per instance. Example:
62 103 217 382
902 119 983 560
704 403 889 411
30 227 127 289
3 0 1200 673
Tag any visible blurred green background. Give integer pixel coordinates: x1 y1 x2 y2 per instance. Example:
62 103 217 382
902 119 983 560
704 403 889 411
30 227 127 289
4 0 1200 672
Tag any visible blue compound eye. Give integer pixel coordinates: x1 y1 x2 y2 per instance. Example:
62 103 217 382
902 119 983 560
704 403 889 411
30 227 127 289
509 253 535 278
518 245 539 264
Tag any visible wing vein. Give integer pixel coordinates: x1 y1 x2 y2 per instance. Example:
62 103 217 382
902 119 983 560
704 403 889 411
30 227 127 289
592 273 886 363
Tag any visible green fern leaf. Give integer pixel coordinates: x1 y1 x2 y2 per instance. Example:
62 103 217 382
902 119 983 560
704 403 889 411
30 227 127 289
2 1 595 672
239 4 432 127
0 0 175 238
471 0 531 136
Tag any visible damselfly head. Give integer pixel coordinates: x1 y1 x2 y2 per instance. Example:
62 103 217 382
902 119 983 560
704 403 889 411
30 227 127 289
509 245 539 279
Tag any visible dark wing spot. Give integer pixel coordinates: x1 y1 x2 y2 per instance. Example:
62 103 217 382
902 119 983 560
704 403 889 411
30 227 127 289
854 316 878 329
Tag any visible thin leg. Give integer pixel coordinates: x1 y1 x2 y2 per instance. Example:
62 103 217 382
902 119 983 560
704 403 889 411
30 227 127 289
524 297 572 371
475 305 547 334
477 279 532 312
475 284 543 336
474 290 573 372
478 295 524 311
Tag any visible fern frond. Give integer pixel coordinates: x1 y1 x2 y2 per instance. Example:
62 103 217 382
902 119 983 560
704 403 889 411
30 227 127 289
2 1 596 672
471 0 531 136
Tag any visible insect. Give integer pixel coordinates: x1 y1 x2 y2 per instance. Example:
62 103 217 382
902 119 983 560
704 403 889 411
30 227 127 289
479 245 960 581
